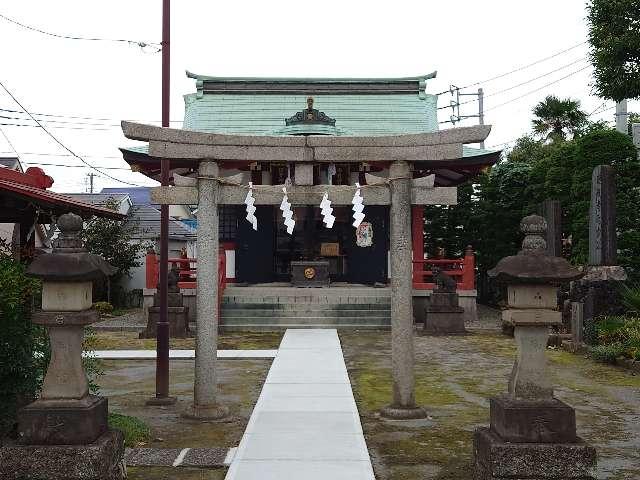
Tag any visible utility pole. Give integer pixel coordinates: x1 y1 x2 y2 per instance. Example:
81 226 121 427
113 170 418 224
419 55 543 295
147 0 174 406
478 88 485 149
615 99 628 134
447 86 485 148
86 172 96 193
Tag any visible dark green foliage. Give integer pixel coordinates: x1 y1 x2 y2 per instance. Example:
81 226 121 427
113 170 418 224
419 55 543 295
93 301 114 315
108 413 150 446
82 199 148 304
0 243 44 436
621 284 640 313
532 95 588 141
590 342 626 363
589 315 640 362
587 0 640 101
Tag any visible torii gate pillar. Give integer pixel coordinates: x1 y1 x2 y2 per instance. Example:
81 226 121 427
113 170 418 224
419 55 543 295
381 160 427 419
184 160 228 419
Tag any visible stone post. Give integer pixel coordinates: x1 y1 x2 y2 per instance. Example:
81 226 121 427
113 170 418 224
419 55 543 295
474 215 596 480
571 165 626 321
541 199 562 257
381 161 426 419
571 301 584 347
185 160 227 419
0 213 125 480
589 165 617 266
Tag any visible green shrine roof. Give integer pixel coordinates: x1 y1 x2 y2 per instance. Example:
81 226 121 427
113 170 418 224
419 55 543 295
182 71 439 136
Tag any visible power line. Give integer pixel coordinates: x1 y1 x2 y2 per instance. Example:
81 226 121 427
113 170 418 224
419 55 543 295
438 57 587 110
437 40 587 95
484 65 591 113
0 107 183 125
0 12 161 52
0 124 19 159
0 78 144 187
0 150 123 159
20 161 132 171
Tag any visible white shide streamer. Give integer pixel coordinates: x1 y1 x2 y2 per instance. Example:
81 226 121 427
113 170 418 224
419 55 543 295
280 187 295 235
320 192 335 228
352 182 365 228
244 182 258 231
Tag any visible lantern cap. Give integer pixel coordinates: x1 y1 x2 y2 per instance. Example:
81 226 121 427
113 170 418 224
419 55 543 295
27 212 117 281
488 214 583 284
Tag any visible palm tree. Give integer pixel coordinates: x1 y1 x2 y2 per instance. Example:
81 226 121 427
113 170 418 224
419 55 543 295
532 95 587 142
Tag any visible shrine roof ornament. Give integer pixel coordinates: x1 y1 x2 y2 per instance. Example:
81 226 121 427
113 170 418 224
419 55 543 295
285 97 336 127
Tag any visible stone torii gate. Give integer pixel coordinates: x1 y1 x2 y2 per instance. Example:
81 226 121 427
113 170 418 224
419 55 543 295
122 121 492 419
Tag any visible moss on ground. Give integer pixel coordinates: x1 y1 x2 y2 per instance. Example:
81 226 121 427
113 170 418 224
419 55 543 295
92 331 283 351
340 327 640 480
108 412 150 446
127 467 225 480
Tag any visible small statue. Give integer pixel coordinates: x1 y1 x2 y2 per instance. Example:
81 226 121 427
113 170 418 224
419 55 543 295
432 266 457 292
167 265 180 293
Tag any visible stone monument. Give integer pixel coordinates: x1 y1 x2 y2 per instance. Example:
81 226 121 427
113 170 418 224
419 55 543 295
571 165 627 325
0 213 125 480
423 266 466 334
141 264 189 338
473 215 596 480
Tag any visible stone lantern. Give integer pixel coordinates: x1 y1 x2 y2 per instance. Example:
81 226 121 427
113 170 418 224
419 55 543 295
4 212 125 480
473 215 596 480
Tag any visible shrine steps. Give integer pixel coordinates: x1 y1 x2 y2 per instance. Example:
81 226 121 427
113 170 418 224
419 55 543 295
219 286 391 331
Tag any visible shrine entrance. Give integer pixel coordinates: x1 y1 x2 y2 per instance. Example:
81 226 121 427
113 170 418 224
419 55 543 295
236 205 388 285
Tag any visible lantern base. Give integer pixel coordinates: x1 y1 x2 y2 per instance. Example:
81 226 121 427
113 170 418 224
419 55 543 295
0 429 125 480
489 395 576 443
18 395 108 445
473 427 596 480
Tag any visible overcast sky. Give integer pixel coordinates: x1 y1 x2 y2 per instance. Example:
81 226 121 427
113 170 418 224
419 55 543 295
0 0 636 192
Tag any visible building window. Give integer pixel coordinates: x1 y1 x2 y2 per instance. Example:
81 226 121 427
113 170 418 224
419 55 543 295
219 206 237 241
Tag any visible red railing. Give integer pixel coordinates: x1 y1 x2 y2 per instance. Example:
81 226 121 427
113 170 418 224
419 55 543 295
412 246 475 290
145 250 227 305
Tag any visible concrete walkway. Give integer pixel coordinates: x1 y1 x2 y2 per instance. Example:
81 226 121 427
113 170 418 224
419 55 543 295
226 329 374 480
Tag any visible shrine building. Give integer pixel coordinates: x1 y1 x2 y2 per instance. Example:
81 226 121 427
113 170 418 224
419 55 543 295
121 72 500 328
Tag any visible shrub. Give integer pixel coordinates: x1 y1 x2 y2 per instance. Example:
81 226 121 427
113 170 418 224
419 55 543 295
108 413 150 446
590 342 626 363
0 244 44 437
93 301 114 315
621 284 640 314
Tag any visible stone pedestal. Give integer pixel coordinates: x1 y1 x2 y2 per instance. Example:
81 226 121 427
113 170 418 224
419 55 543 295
18 396 108 445
423 291 466 334
141 292 189 338
473 427 596 480
0 430 126 480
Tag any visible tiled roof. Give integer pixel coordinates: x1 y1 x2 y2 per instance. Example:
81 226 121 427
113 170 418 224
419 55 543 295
183 93 438 136
0 157 21 171
66 193 129 206
101 187 153 206
0 167 124 220
126 205 196 241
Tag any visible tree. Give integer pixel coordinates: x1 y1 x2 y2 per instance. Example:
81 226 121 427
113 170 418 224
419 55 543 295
587 0 640 101
81 199 148 303
628 112 640 135
532 95 588 142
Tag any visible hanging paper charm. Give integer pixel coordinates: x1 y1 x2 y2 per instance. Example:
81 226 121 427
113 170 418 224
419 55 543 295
280 187 295 235
320 192 335 229
352 182 365 228
244 182 258 231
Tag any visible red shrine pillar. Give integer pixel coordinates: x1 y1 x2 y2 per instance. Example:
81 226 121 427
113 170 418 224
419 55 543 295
411 206 424 285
